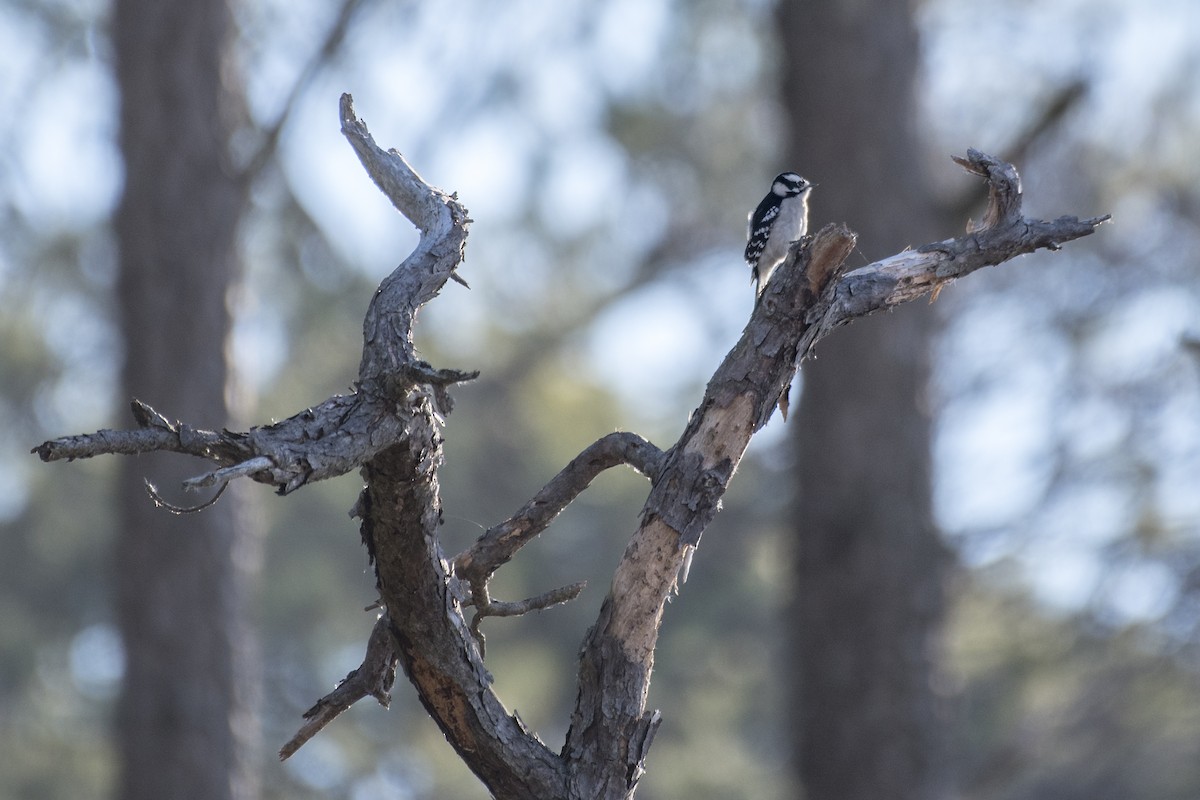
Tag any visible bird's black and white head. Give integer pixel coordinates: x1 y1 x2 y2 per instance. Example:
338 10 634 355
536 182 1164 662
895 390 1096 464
745 171 816 300
772 172 812 198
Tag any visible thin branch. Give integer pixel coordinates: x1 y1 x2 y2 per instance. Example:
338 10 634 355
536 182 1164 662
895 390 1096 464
145 479 229 515
279 615 397 761
942 78 1088 219
33 424 181 462
339 93 473 378
469 582 588 657
339 94 458 239
473 582 588 621
479 218 733 389
182 456 274 491
34 398 248 464
787 150 1110 392
33 392 415 496
453 431 665 586
239 0 369 186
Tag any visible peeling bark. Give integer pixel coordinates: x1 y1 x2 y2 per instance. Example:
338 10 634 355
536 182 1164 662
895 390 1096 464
33 90 1107 799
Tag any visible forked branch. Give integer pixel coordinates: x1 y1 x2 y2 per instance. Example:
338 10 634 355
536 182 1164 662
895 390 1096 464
31 90 1107 800
561 149 1106 798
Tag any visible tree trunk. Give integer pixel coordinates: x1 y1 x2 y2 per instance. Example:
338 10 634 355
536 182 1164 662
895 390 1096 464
112 1 256 798
778 1 951 798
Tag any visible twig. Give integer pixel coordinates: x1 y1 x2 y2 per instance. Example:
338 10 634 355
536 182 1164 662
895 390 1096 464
468 582 588 657
182 456 274 491
239 0 369 186
453 432 665 585
145 479 229 515
474 583 588 621
280 615 397 761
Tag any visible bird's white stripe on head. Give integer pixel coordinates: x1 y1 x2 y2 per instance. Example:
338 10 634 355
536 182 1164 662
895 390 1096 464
772 173 806 196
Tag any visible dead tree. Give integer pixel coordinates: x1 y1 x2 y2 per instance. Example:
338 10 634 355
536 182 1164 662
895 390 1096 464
33 94 1108 800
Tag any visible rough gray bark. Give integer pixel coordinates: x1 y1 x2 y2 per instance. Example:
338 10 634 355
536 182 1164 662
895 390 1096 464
778 0 948 797
35 84 1106 800
110 0 256 799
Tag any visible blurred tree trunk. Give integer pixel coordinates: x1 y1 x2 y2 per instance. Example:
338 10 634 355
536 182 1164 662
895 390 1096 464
112 1 257 799
778 1 951 799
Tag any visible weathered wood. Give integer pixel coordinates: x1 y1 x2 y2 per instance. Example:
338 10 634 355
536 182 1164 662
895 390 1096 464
454 431 665 583
31 90 1108 799
358 394 568 798
562 225 858 798
278 615 397 761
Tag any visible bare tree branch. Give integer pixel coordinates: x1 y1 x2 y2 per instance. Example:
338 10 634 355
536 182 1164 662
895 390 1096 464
561 150 1106 798
278 614 397 761
793 149 1109 382
454 431 665 586
33 391 435 496
469 581 589 657
30 86 1108 800
145 479 229 515
942 79 1089 219
182 456 274 491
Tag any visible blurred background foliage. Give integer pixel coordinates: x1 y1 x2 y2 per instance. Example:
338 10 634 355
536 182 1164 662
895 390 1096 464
1 0 1199 798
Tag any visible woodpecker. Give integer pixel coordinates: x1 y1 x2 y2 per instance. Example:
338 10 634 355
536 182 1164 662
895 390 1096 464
744 172 814 299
